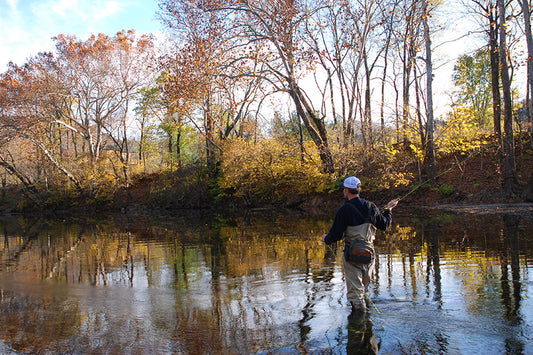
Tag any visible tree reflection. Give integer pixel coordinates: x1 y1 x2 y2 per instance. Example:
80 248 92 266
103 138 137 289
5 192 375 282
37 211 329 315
501 214 525 354
425 221 442 306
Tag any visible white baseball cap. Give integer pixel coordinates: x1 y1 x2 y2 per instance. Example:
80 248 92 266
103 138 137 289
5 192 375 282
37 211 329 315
338 176 361 189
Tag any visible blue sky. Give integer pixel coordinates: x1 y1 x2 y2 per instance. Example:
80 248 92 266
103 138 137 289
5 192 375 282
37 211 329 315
0 0 161 70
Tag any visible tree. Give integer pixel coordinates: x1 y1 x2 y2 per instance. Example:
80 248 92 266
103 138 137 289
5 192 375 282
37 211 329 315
497 0 519 196
159 0 267 175
159 0 335 172
304 0 360 147
397 0 424 144
0 55 85 197
422 0 436 180
378 0 399 144
468 0 502 140
305 0 391 154
520 0 533 148
452 48 493 128
135 85 166 172
0 31 157 202
52 31 156 190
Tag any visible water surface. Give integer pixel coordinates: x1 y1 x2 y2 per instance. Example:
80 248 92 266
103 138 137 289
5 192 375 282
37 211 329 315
1 208 532 354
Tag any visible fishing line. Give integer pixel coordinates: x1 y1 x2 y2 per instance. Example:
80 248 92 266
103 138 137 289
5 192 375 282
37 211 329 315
393 141 499 204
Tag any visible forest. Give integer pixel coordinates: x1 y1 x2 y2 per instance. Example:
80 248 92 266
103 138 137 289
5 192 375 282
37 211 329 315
0 0 532 213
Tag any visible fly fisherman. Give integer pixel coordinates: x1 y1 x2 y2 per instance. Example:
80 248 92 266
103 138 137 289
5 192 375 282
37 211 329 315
322 176 398 314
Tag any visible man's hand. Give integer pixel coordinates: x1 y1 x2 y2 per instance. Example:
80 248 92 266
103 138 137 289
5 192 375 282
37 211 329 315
321 234 327 242
384 198 399 210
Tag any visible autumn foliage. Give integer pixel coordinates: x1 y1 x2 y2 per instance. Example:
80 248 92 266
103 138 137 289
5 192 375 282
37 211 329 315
1 0 533 213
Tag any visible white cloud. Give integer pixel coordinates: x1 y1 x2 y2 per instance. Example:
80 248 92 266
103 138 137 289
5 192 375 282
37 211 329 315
0 0 31 69
94 1 127 21
31 0 127 27
6 0 18 11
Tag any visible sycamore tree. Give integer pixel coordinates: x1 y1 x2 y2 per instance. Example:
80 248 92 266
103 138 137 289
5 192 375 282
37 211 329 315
159 0 336 173
52 30 156 190
159 0 267 175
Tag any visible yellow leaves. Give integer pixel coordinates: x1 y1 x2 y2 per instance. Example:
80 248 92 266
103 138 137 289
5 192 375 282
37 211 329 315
438 107 489 155
219 137 328 199
393 172 415 188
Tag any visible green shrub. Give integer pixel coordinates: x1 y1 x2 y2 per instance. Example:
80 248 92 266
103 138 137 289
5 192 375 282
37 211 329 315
433 184 454 196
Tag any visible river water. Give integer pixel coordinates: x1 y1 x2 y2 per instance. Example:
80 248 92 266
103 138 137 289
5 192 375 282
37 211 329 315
0 207 532 354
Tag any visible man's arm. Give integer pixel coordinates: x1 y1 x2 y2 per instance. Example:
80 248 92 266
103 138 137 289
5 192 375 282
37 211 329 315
322 205 348 245
369 203 392 231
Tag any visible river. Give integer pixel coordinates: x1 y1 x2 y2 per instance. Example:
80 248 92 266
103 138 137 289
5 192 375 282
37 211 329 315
0 207 532 354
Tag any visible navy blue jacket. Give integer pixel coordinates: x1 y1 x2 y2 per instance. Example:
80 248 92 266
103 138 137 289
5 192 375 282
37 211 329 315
323 197 392 245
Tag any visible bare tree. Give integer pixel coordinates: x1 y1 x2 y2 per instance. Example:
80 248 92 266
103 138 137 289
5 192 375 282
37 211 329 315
0 56 85 196
378 0 399 144
398 0 424 144
52 31 155 168
0 31 157 200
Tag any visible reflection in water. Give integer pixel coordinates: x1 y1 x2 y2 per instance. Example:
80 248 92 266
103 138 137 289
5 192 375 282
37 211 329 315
0 210 532 354
347 312 378 355
501 214 524 354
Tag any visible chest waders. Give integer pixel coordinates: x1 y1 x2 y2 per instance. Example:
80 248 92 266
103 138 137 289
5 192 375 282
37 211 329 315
342 203 378 312
343 204 376 265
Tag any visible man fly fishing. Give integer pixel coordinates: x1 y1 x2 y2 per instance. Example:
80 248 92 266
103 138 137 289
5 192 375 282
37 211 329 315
322 176 398 315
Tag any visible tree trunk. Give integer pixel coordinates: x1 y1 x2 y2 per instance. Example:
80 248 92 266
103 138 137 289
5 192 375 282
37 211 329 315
380 42 390 145
363 50 374 154
138 118 145 164
288 82 334 173
414 65 426 150
488 4 502 142
498 0 519 197
422 0 437 180
393 78 400 143
402 48 411 144
402 37 417 145
205 96 216 177
122 102 130 189
521 0 533 149
176 127 182 170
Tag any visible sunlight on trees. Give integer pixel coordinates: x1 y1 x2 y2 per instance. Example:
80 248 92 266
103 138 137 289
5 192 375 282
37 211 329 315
1 0 532 209
219 138 329 204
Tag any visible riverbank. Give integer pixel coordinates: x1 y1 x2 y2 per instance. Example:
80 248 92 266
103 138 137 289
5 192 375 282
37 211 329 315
1 140 532 216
